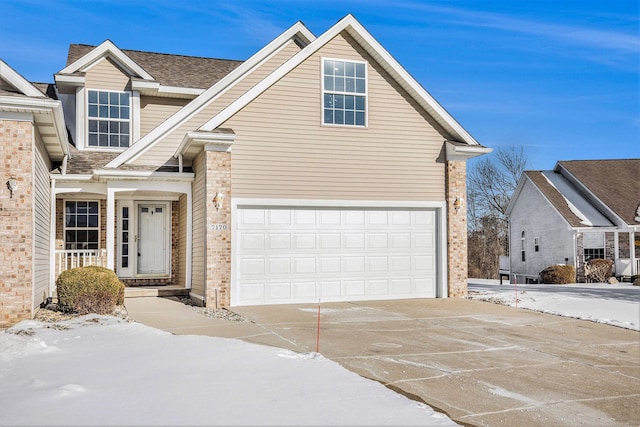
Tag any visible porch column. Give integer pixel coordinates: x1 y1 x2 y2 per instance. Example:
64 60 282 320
106 187 116 270
631 231 636 276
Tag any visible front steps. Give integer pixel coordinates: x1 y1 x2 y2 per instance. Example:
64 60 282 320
125 285 190 298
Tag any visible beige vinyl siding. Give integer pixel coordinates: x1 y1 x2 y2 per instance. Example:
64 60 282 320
140 96 188 139
177 194 187 288
32 133 52 308
190 151 206 297
131 40 303 166
225 32 447 201
84 57 130 91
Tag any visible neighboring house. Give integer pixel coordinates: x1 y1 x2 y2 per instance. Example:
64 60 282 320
506 159 640 283
0 15 490 327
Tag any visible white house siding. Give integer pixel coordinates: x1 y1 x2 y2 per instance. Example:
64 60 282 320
131 40 304 166
224 33 447 201
509 179 575 281
32 133 52 309
190 151 206 300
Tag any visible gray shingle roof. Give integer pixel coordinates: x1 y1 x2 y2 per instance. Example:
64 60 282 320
67 44 243 89
558 159 640 225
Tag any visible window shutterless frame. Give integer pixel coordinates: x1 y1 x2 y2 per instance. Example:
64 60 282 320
321 57 368 127
86 89 131 149
63 200 100 250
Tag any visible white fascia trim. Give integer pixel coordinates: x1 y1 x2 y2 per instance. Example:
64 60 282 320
93 169 195 181
0 95 70 157
233 198 446 209
51 174 94 181
104 22 316 169
158 86 205 96
445 141 492 161
0 59 46 97
175 131 236 157
59 40 154 80
130 80 160 91
53 74 86 87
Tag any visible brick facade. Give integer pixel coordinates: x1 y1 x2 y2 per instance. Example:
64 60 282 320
205 150 232 308
0 120 35 327
445 160 468 297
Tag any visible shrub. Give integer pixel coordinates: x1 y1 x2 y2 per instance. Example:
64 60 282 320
632 275 640 286
56 266 124 314
539 265 576 284
584 259 614 283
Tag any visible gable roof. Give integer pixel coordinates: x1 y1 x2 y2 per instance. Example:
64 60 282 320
107 14 480 168
0 59 46 97
557 159 640 226
66 44 243 89
509 159 639 229
524 170 613 228
104 21 316 168
0 59 69 160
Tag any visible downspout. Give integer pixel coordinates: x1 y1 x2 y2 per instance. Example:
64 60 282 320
61 154 68 175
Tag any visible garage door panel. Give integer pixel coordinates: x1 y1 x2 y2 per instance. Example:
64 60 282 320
345 280 366 297
234 206 437 305
268 258 291 275
294 281 317 299
268 233 291 250
294 233 316 249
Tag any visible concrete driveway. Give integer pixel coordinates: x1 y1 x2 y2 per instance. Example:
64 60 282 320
231 299 640 426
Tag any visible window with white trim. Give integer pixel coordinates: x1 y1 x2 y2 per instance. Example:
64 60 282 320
88 90 130 147
322 59 366 126
65 201 99 250
521 231 526 262
583 233 605 261
534 237 540 252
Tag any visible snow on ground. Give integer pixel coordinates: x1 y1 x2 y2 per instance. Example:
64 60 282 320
468 278 640 331
0 316 455 426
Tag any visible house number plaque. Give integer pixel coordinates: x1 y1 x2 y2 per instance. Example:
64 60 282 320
209 224 228 231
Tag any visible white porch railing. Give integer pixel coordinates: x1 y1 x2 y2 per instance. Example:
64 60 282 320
55 249 108 278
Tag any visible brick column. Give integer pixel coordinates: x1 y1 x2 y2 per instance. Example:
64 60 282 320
445 160 468 297
0 121 34 327
205 150 232 308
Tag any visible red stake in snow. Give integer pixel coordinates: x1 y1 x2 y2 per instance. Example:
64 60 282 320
316 300 321 353
514 275 518 309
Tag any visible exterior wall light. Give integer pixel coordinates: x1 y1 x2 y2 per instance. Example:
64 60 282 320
7 177 18 198
453 196 462 212
213 192 224 210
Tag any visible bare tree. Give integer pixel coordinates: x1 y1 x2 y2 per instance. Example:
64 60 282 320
467 146 528 278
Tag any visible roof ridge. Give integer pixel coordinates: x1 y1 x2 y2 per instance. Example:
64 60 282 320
69 43 243 63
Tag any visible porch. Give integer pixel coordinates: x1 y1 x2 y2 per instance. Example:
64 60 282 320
51 177 195 300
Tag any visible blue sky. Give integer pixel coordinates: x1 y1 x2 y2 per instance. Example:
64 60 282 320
1 0 638 170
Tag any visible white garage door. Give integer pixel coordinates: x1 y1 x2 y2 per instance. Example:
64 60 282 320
233 206 437 306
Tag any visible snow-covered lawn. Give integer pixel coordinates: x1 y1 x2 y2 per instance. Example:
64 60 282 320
0 316 455 426
468 278 639 331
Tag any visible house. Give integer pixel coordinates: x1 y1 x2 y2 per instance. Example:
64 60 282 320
506 159 640 283
0 15 490 327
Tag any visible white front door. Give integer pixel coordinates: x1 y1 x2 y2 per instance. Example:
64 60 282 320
138 204 167 275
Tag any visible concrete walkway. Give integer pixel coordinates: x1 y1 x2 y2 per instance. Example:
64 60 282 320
125 296 640 426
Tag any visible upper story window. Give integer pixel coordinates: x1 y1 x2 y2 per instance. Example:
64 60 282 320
322 59 366 127
88 90 130 148
521 231 526 262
